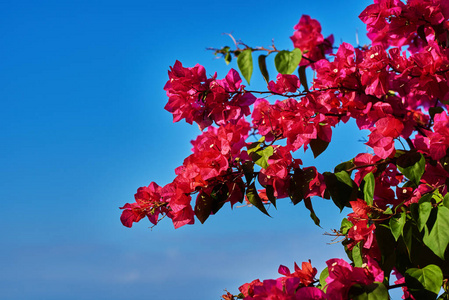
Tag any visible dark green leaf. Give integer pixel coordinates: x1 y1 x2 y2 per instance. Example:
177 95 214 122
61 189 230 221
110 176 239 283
397 152 425 186
423 206 449 259
418 201 433 232
242 161 254 183
288 168 305 205
194 191 213 224
210 184 229 214
246 182 270 216
310 137 330 158
298 65 309 92
334 159 355 173
265 185 277 208
375 224 397 276
304 197 321 227
258 54 269 83
323 171 357 211
363 172 375 206
389 212 406 241
350 282 389 300
430 107 444 119
274 48 302 74
237 49 253 84
402 221 413 258
405 264 443 298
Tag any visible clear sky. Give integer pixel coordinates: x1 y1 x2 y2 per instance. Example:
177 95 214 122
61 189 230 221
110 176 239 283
1 0 374 299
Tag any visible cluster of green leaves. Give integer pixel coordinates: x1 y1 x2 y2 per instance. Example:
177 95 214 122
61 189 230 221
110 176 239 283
216 46 303 84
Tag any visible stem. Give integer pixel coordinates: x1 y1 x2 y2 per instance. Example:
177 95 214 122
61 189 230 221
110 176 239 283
387 282 406 290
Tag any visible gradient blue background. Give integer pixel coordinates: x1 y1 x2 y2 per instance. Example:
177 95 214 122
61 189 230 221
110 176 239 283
1 1 378 299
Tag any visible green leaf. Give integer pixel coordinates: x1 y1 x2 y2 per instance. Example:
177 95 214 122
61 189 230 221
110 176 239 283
210 183 229 214
418 201 433 232
304 197 321 227
242 161 254 183
310 137 330 158
350 282 389 300
297 65 309 92
224 52 232 65
223 46 232 65
423 206 449 259
246 182 270 216
363 172 375 206
265 185 277 208
443 193 449 209
405 264 443 298
352 242 363 267
429 106 444 120
384 207 393 215
397 152 425 186
340 218 353 235
274 48 302 74
194 191 213 224
334 159 355 173
389 212 406 241
237 49 253 84
258 54 269 83
246 137 264 155
251 146 273 169
288 168 305 205
323 171 357 211
319 267 329 292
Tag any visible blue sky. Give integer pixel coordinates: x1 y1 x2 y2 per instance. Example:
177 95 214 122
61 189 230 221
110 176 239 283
0 0 376 299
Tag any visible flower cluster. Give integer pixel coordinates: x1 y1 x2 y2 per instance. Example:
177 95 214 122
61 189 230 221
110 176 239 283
122 0 449 299
164 61 256 130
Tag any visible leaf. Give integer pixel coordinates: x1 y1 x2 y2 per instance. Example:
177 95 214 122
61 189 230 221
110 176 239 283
274 48 302 74
247 137 263 155
319 267 329 292
210 183 229 214
341 218 353 235
237 49 253 84
304 197 321 227
405 264 443 298
288 168 305 205
251 146 273 169
375 224 397 276
397 152 425 186
323 171 357 211
246 182 270 216
265 185 277 208
298 65 308 92
334 159 355 173
352 242 363 267
443 193 449 209
389 212 406 241
310 137 329 158
418 201 433 232
194 191 213 224
363 172 375 206
430 106 444 120
242 161 255 183
350 282 389 300
258 54 269 83
423 206 449 259
224 52 232 65
223 46 232 65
